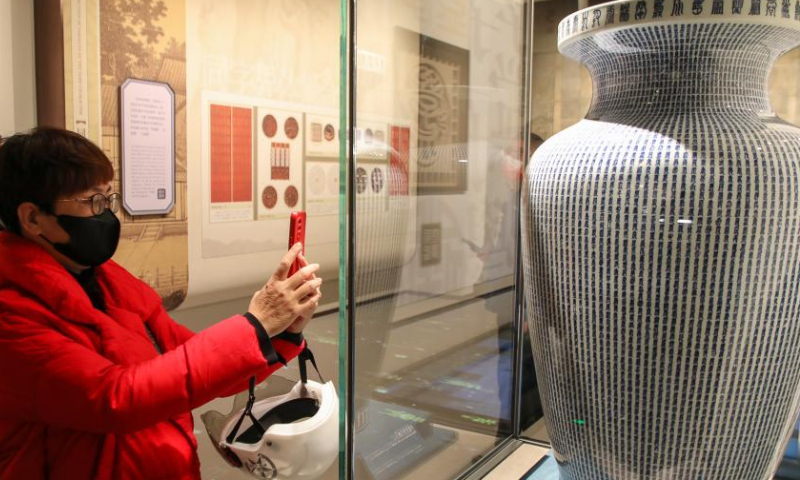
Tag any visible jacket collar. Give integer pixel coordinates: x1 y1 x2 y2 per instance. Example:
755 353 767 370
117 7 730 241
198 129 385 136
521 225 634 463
0 231 102 326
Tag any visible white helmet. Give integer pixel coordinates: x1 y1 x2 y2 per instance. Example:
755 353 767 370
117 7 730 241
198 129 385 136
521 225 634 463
202 349 338 480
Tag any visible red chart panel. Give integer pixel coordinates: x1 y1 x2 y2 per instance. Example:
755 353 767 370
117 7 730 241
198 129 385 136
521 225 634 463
210 104 254 204
231 107 253 202
210 104 232 203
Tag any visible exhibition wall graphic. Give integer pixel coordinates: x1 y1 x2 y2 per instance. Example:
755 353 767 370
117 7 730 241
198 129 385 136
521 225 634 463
62 0 191 310
200 92 294 259
199 89 408 262
414 31 470 195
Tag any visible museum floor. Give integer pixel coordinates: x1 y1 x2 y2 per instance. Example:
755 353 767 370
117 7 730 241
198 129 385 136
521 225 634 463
174 285 542 480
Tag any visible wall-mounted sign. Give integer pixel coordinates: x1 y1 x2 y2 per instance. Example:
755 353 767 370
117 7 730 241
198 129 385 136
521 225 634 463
421 223 442 267
120 78 175 215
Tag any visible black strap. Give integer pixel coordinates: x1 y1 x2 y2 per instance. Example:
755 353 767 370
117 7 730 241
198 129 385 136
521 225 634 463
233 397 319 444
298 345 324 384
226 376 265 445
225 344 322 445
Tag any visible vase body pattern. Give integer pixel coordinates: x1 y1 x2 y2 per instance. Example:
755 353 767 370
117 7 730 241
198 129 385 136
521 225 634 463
523 1 800 478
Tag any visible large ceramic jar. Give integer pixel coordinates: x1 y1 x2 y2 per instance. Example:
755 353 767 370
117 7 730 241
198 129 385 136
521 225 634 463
522 0 800 478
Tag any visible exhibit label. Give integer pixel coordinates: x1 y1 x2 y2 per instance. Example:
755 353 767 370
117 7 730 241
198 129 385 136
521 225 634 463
121 79 176 215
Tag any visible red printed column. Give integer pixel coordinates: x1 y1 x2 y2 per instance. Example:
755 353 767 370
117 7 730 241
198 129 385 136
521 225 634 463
231 107 253 202
390 125 410 196
210 104 232 203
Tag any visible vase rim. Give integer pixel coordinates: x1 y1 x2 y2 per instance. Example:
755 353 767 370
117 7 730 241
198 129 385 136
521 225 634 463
558 0 800 51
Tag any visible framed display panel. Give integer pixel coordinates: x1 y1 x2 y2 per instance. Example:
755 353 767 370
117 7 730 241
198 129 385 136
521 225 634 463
354 120 390 160
256 107 305 219
206 100 255 223
305 160 340 216
354 164 388 198
305 112 340 158
397 28 470 195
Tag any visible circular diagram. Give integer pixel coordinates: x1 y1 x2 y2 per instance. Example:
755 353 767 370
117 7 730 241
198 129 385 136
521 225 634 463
308 165 326 195
262 186 278 209
262 115 277 138
328 165 340 195
371 168 384 193
284 185 299 207
356 167 368 194
285 117 299 140
324 124 335 142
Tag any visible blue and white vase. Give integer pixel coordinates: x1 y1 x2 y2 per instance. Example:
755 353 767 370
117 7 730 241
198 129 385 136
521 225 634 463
523 0 800 478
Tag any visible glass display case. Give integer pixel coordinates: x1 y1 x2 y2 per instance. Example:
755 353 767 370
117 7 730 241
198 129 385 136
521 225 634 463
338 0 538 478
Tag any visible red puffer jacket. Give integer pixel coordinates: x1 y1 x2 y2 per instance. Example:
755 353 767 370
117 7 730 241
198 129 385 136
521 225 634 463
0 232 304 479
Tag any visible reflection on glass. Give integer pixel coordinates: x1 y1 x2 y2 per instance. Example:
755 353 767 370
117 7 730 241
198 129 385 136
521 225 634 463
777 416 800 479
349 1 527 478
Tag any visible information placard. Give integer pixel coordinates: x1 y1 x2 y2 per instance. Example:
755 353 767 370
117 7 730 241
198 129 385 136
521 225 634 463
121 78 176 215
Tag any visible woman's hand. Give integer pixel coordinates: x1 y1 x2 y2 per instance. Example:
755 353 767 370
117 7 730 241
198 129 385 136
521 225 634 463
285 253 322 333
247 244 323 337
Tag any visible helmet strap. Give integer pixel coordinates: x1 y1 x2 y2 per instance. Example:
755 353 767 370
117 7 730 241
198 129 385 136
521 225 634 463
226 376 266 444
298 345 323 384
224 344 324 445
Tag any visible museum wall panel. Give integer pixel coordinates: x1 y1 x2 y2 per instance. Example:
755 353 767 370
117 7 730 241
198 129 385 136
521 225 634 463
0 0 36 137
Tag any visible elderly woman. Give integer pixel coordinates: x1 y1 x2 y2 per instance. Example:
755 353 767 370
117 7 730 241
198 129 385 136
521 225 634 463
0 128 322 479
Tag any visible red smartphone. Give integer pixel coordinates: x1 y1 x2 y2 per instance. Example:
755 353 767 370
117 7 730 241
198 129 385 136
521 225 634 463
287 211 307 277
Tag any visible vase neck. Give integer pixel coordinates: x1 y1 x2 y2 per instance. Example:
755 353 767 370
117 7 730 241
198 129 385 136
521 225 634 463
562 22 800 118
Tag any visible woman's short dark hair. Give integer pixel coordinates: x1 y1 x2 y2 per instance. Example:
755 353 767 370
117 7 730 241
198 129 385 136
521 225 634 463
0 128 114 233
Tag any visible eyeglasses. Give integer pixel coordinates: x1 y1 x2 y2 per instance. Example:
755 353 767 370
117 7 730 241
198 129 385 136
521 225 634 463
56 192 121 216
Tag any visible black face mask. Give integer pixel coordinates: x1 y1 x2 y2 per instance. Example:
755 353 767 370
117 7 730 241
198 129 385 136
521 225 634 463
40 210 121 267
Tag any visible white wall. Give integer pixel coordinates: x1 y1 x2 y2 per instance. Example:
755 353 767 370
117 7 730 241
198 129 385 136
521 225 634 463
0 0 37 137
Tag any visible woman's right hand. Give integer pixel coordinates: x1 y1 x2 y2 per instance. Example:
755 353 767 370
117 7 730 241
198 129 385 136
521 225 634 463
247 243 323 337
